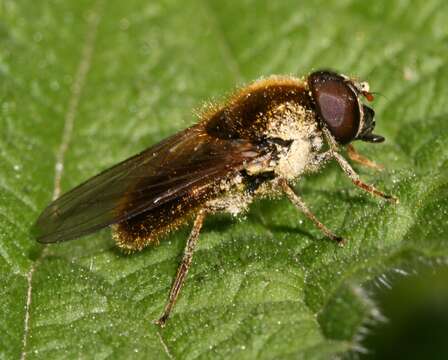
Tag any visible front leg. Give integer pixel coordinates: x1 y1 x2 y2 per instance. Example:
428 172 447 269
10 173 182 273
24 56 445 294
347 144 384 171
332 152 398 203
321 127 398 203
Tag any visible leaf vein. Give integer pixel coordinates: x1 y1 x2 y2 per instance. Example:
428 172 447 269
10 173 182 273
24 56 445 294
157 330 176 360
20 2 104 358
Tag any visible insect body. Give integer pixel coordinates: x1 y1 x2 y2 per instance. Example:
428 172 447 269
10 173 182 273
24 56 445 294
34 70 397 327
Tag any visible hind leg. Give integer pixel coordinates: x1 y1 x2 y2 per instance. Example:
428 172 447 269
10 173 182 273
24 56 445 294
155 210 207 327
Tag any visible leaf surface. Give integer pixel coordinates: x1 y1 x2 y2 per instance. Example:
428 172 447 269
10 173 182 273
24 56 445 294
1 0 447 358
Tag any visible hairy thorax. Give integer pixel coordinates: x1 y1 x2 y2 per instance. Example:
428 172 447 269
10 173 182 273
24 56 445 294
247 101 324 179
207 101 325 217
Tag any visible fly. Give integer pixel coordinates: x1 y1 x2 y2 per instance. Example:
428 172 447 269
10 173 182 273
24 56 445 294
33 70 397 327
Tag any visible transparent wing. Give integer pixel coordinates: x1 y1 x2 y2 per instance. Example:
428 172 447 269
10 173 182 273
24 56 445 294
34 125 260 243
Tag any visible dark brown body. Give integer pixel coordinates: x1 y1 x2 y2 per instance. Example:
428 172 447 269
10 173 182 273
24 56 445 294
205 78 311 140
114 77 313 251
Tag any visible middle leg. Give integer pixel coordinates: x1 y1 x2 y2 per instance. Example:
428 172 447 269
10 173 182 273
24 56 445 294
278 178 345 245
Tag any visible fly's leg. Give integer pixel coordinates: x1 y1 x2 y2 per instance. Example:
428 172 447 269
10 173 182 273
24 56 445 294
155 210 207 327
279 178 345 246
332 152 398 203
347 144 384 171
321 127 398 203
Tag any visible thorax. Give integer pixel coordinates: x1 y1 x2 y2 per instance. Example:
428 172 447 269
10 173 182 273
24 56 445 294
246 101 324 180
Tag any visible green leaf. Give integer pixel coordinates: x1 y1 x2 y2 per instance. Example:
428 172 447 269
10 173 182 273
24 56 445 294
1 0 448 358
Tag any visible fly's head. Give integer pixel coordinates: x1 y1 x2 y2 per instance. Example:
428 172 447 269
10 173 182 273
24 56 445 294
307 70 385 145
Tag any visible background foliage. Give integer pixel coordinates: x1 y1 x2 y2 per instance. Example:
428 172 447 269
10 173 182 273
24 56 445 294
1 0 447 358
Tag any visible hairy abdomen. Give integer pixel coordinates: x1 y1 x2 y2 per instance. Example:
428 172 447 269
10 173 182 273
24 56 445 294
113 185 217 252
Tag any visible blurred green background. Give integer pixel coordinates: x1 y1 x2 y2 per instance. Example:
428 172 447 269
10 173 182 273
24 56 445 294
1 0 447 359
363 266 448 360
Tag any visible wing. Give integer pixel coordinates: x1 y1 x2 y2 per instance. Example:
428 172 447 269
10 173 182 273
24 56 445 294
34 124 261 243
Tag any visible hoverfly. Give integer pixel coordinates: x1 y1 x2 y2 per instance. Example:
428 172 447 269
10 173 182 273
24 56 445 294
34 70 397 327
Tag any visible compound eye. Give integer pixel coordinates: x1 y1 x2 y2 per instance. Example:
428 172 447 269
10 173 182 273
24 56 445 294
308 71 360 144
